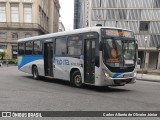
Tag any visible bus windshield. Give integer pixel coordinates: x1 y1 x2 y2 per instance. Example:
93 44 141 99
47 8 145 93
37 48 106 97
103 38 136 67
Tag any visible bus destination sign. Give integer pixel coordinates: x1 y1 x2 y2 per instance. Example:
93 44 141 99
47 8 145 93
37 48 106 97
70 36 80 40
102 29 134 38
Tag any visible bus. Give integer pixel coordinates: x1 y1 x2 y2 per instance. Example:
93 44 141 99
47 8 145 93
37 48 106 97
17 26 138 87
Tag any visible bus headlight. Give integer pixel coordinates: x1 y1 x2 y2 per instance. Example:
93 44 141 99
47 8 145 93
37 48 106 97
104 72 110 78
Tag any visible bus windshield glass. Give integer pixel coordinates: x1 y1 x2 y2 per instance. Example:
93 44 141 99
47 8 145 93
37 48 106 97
103 38 136 67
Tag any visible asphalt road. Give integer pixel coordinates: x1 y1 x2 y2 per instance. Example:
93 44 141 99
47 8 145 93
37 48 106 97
0 66 160 120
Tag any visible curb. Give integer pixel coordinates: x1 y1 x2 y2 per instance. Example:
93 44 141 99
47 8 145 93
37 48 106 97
137 78 160 83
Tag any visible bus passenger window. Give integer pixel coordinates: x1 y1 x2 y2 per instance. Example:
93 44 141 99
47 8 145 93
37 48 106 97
55 38 67 55
25 42 33 55
33 41 42 55
68 40 82 55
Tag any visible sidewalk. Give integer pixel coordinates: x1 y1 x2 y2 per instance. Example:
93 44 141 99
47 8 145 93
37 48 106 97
0 64 17 68
137 73 160 82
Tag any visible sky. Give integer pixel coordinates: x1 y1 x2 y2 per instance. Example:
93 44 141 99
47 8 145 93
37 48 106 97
59 0 74 31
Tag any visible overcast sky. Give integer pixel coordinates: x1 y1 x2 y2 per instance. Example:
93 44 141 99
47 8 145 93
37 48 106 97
59 0 74 31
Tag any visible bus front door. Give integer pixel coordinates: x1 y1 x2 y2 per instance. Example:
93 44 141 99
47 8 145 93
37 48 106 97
84 39 95 84
44 42 54 77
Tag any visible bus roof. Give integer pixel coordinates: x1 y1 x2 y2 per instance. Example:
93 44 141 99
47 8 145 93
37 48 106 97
18 26 132 42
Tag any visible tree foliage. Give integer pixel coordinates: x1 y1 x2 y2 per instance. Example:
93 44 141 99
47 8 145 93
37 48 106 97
0 52 5 60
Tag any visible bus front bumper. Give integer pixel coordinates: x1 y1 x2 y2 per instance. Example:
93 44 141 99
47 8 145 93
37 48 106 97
107 77 136 86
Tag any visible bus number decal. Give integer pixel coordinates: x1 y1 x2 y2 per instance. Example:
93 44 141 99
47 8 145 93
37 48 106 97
54 58 70 65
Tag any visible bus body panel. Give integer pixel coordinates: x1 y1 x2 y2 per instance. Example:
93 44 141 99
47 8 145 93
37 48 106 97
53 57 83 81
95 61 136 86
18 56 45 76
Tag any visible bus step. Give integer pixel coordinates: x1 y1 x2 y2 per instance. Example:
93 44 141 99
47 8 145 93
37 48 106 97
45 76 54 79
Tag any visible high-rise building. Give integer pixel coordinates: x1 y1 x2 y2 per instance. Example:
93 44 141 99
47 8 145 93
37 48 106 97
74 0 160 70
0 0 60 59
74 0 88 29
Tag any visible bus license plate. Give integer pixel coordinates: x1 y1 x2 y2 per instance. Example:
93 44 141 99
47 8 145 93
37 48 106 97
120 82 126 85
123 74 131 78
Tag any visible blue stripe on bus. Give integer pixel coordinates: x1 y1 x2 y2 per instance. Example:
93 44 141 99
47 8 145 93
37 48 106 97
102 68 124 78
18 56 43 69
112 73 123 78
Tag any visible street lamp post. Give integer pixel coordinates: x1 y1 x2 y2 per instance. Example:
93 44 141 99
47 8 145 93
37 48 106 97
141 36 148 78
157 44 160 69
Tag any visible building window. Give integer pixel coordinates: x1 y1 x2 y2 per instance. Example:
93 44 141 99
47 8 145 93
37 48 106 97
55 37 67 55
153 0 160 8
118 9 127 20
0 4 6 22
18 43 25 55
12 46 17 59
139 22 150 32
42 11 44 27
24 4 32 23
0 32 6 39
41 0 44 8
39 6 41 24
11 4 19 22
12 33 18 39
25 33 32 38
0 45 6 49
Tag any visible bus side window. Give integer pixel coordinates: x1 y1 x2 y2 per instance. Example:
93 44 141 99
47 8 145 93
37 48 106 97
55 37 67 55
33 41 42 55
68 40 82 55
25 41 33 55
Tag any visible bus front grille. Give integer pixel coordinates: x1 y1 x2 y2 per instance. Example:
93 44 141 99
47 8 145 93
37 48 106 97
113 78 133 85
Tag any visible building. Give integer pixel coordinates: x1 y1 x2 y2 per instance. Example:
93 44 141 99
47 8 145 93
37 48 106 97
0 0 60 59
59 20 65 32
74 0 160 70
74 0 88 29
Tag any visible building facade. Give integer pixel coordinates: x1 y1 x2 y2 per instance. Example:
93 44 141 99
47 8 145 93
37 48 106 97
59 20 65 32
0 0 60 59
74 0 160 70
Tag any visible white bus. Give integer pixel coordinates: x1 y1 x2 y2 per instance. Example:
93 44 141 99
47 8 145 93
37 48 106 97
18 26 138 87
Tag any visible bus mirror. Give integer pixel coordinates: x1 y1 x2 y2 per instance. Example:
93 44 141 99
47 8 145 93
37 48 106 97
99 42 103 51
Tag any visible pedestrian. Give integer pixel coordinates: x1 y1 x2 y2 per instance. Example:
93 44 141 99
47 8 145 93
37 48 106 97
6 60 8 67
0 61 2 67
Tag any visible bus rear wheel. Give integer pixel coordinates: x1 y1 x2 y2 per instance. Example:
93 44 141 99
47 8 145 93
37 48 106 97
32 66 39 80
71 71 82 87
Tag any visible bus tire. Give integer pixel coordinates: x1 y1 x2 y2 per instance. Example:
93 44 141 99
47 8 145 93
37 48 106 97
71 71 82 87
32 66 39 80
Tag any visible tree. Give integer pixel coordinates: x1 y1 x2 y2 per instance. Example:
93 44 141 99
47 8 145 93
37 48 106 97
0 52 5 60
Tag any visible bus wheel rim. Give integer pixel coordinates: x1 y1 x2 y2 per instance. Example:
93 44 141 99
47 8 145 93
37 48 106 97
34 68 37 78
75 75 82 86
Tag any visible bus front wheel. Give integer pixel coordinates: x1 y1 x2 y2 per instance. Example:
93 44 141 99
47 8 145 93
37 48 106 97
71 71 82 88
32 66 39 80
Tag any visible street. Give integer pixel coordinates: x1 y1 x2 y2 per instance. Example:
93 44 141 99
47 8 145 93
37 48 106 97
0 66 160 119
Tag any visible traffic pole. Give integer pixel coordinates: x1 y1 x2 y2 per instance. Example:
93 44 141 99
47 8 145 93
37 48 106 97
141 36 147 78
